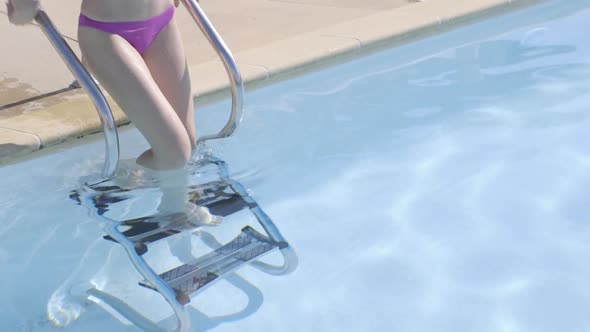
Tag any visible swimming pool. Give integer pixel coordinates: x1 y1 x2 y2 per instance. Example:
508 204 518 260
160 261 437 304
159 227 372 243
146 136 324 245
3 0 590 330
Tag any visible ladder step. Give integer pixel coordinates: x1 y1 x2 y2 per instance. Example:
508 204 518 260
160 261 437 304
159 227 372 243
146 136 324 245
103 191 258 255
87 181 259 255
191 192 257 217
103 214 189 255
139 226 279 304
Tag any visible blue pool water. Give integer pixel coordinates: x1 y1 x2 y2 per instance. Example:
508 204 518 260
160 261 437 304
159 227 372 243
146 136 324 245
2 0 590 330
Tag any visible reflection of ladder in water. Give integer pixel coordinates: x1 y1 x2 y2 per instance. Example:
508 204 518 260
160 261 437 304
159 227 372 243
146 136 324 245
72 155 298 331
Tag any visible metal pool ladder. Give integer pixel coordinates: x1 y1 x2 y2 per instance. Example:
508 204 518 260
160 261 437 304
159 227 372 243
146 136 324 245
38 1 295 330
35 0 244 180
72 154 298 331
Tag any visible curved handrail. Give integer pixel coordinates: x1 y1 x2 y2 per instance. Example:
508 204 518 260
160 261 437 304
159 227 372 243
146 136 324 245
35 9 120 179
200 228 299 276
180 0 245 144
103 223 190 332
205 155 299 275
85 288 167 332
246 206 299 275
85 272 265 331
82 196 190 332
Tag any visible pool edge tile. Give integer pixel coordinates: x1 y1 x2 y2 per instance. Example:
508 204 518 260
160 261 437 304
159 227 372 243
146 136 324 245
230 0 545 90
0 96 128 155
237 33 361 80
0 128 41 162
189 61 270 103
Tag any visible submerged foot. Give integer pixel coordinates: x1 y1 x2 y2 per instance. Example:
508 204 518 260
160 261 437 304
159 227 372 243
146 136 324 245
154 203 222 228
185 203 223 226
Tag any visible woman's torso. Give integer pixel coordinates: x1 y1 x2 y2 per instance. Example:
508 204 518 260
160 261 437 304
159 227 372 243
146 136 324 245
80 0 175 22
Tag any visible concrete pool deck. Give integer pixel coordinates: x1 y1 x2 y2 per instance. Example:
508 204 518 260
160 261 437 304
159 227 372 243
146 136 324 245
0 0 541 162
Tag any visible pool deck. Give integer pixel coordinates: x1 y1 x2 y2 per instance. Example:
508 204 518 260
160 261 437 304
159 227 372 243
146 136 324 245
0 0 541 162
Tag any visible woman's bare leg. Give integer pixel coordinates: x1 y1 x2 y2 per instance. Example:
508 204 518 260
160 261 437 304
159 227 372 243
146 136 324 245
78 26 192 170
77 21 218 222
142 18 197 149
141 20 224 224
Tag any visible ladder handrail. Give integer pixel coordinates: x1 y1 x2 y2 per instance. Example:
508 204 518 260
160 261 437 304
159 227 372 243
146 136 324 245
82 198 190 332
35 9 120 179
181 0 245 144
208 155 299 275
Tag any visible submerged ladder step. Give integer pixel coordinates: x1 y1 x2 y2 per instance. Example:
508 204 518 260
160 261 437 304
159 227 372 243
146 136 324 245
139 226 283 304
103 215 184 255
192 192 257 217
103 190 258 255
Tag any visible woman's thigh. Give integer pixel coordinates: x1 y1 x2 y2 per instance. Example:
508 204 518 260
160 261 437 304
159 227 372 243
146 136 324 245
78 26 191 163
142 19 196 147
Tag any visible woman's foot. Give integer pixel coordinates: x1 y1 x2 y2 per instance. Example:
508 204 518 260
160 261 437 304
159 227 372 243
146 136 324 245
154 203 222 228
185 203 222 226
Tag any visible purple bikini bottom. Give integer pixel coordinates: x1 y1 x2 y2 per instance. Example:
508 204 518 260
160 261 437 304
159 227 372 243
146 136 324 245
79 6 175 55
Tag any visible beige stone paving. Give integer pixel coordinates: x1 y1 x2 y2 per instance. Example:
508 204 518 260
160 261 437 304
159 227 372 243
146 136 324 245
0 0 544 162
0 0 406 107
0 16 79 106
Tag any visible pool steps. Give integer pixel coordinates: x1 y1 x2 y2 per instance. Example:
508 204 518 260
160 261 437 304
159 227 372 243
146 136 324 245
55 0 292 329
100 182 260 256
71 155 298 331
139 225 283 305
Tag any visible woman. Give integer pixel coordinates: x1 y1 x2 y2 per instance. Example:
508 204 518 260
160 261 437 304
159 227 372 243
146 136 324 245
8 0 218 222
7 0 195 171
